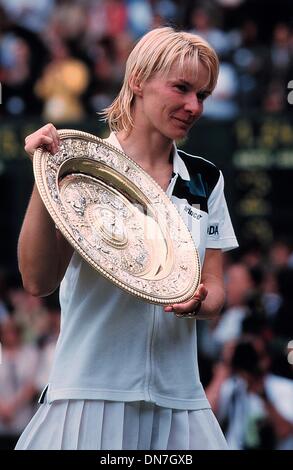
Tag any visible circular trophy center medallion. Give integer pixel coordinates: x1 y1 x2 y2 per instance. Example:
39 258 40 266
91 206 128 248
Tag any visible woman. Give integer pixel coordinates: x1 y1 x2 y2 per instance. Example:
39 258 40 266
16 27 238 450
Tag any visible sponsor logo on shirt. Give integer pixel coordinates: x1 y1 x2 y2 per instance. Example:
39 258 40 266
184 205 202 220
207 224 219 239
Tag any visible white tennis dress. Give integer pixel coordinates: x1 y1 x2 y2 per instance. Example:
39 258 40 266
16 133 238 450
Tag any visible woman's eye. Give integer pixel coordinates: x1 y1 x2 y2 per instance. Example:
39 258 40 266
197 92 209 102
175 84 188 92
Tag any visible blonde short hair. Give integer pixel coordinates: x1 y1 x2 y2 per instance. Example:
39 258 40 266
101 27 219 133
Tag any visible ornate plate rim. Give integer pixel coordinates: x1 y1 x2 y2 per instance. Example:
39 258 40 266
33 129 201 304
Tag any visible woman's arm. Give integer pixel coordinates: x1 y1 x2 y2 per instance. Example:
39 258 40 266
194 248 225 319
164 248 225 320
18 124 74 297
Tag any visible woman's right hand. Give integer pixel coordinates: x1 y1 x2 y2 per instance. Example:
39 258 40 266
24 123 60 160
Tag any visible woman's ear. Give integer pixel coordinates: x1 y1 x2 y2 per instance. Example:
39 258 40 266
129 75 143 96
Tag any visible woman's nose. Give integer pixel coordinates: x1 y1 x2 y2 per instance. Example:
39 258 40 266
185 94 202 115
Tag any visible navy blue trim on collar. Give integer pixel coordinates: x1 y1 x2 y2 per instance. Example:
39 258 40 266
172 150 221 213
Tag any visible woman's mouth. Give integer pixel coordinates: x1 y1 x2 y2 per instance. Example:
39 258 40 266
172 117 192 128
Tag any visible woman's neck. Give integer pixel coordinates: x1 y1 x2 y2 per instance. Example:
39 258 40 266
116 128 173 170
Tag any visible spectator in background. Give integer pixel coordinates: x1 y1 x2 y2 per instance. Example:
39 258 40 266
48 0 87 43
35 39 90 122
202 59 239 120
197 261 257 365
188 4 230 57
153 0 179 22
210 263 254 348
126 0 153 39
0 34 41 116
187 4 240 120
86 36 124 114
263 23 293 113
0 317 39 449
0 5 49 117
232 19 269 112
268 237 293 269
207 338 293 449
270 23 293 84
0 0 55 33
8 282 49 346
209 340 272 450
86 0 128 42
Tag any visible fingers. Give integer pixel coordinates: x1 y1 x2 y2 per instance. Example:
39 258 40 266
194 284 208 301
47 124 60 153
24 123 60 160
164 283 208 315
25 135 53 157
164 298 201 314
164 305 175 312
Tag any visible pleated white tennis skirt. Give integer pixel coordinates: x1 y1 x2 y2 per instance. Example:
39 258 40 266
15 400 228 450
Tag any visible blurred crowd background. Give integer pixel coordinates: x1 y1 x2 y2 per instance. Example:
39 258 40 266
0 0 293 119
0 0 293 450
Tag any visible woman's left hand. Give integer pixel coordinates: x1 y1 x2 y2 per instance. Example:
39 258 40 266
164 283 208 318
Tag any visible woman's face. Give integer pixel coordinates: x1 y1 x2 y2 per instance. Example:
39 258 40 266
136 60 211 140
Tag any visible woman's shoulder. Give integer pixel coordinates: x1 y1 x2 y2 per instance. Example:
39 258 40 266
177 149 221 193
